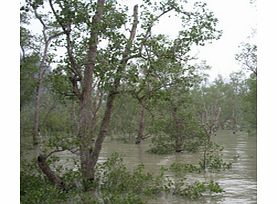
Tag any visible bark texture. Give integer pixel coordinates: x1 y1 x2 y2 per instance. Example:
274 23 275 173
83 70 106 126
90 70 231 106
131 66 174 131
90 4 139 178
172 107 184 152
78 0 105 182
136 105 145 144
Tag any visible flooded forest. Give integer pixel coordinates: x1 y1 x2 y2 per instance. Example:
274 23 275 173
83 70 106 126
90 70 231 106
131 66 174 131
20 0 257 203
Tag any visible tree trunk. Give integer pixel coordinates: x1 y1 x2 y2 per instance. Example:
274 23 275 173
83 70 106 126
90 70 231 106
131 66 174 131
88 4 138 180
77 0 105 184
32 5 64 149
78 3 138 186
172 107 183 152
232 108 237 134
37 154 66 190
78 96 95 182
213 106 221 135
90 92 116 177
136 105 145 144
32 40 49 148
33 79 42 147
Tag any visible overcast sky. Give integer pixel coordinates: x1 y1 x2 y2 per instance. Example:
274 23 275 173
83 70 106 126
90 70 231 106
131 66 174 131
27 0 257 80
197 0 257 79
151 0 257 79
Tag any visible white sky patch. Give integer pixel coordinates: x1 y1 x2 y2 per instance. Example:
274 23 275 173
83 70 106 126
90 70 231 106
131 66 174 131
197 0 257 79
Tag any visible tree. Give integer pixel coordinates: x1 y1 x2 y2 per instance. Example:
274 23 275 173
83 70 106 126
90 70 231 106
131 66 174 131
23 0 221 189
243 77 257 130
20 10 39 107
20 54 39 107
193 77 224 136
235 42 257 76
21 2 63 146
236 37 257 132
31 4 64 147
145 61 210 153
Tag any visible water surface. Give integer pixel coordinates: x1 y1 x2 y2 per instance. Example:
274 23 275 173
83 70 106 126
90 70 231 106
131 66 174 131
100 130 257 204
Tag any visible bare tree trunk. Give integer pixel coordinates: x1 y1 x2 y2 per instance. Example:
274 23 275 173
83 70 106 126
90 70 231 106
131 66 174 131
136 105 145 144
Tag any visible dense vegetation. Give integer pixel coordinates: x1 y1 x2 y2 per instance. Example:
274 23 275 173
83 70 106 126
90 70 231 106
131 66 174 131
20 0 256 203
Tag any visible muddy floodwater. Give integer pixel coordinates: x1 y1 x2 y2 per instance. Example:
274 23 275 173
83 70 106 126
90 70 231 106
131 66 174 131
99 130 257 204
39 130 256 203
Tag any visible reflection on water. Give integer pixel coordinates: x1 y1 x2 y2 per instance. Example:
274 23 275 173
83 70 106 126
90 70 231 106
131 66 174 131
100 130 257 204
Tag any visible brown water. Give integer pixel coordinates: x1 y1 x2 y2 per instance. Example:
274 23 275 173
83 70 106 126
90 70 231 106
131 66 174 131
99 130 257 204
35 130 256 203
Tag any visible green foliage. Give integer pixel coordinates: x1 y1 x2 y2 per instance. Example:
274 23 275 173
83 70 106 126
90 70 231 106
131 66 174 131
147 132 175 154
199 141 232 171
243 77 257 131
235 42 257 75
170 142 232 175
21 153 225 203
174 180 223 199
94 153 224 202
100 193 145 204
47 67 76 101
20 0 229 202
175 181 206 199
20 161 68 204
207 180 224 193
235 39 257 132
183 139 203 152
95 153 164 198
170 162 201 175
47 131 79 150
109 94 140 142
20 54 39 107
147 103 207 154
40 100 77 133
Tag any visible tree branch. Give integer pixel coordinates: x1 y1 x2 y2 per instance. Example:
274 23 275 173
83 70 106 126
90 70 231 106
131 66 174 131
37 154 67 190
46 147 79 159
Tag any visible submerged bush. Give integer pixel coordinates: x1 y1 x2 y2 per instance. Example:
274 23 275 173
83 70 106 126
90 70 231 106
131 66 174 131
183 139 202 153
174 180 224 199
94 153 164 199
170 162 201 175
147 133 175 154
200 142 232 171
21 153 225 203
94 153 224 202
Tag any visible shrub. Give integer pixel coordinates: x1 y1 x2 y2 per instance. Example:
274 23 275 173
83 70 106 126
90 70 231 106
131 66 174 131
170 162 201 175
20 161 68 204
199 142 232 171
147 133 175 154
